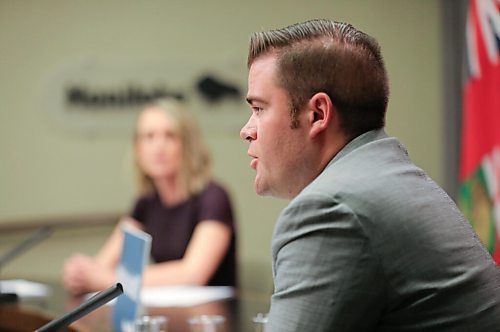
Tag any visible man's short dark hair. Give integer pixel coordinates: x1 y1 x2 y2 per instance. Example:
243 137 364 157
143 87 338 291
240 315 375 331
248 19 389 138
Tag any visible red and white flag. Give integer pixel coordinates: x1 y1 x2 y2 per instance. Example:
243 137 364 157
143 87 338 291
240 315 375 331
459 0 500 263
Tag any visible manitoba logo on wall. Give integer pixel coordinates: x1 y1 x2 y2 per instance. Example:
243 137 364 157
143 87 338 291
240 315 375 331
44 58 246 136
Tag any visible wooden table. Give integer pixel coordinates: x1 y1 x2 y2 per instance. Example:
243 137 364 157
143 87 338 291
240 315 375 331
0 283 270 332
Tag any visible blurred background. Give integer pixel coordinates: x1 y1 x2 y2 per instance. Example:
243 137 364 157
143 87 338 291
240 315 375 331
0 0 471 294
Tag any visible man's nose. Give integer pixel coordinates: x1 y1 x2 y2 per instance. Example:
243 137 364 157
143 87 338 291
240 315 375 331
240 119 256 142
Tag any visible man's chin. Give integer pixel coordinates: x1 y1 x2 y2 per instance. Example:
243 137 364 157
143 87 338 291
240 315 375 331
254 178 269 197
255 182 281 198
254 186 267 196
255 179 295 200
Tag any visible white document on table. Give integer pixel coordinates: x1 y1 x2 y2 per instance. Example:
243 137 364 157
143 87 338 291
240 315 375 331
0 279 50 298
141 285 234 308
88 285 235 308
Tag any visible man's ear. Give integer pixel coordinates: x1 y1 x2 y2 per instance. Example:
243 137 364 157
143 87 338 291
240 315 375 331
307 92 333 138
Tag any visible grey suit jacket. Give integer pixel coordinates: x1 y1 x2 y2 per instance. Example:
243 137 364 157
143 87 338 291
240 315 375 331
269 129 500 331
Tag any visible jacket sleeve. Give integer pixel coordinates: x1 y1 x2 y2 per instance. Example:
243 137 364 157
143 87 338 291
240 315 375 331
267 192 386 332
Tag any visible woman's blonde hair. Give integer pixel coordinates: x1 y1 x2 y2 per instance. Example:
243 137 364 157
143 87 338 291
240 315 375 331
134 98 212 196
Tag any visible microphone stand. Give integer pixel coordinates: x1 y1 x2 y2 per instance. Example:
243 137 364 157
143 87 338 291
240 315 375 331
0 226 53 304
35 283 123 332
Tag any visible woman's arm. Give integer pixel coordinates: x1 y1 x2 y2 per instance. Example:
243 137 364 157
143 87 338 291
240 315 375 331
62 217 144 294
95 217 143 268
143 220 232 286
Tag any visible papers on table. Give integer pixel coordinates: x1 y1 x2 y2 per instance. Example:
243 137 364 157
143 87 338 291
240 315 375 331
89 285 234 308
2 279 234 308
142 286 234 308
0 279 50 298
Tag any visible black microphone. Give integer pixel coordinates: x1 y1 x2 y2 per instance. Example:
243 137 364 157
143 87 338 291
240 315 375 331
36 283 123 332
0 226 53 269
0 226 53 303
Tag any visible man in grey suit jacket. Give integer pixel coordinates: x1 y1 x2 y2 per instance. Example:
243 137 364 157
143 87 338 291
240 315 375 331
240 19 500 331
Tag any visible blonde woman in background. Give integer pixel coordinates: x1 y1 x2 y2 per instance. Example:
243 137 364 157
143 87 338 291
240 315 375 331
63 98 237 295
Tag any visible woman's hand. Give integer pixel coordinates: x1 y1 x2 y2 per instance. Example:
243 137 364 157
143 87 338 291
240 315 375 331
62 253 116 295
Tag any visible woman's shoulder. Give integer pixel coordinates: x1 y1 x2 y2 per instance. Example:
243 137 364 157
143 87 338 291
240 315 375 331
201 181 230 197
199 181 234 207
198 180 229 198
196 181 234 225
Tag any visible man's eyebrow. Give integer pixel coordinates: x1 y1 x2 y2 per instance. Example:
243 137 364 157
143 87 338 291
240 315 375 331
246 97 266 105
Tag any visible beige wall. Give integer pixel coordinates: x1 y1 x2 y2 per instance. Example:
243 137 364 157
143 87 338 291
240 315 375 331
0 1 443 293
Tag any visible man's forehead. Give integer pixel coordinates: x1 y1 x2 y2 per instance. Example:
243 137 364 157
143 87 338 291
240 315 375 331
249 53 277 70
247 55 278 89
